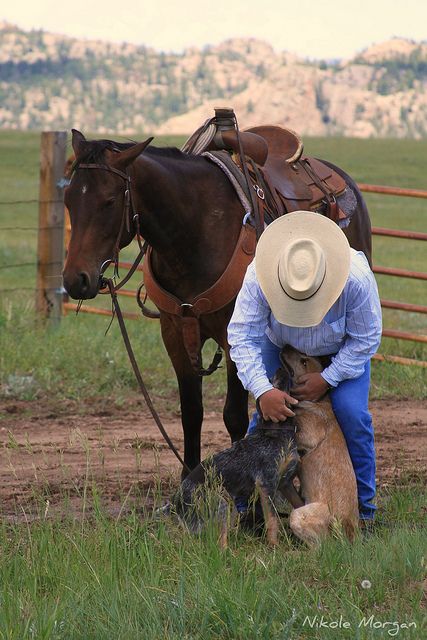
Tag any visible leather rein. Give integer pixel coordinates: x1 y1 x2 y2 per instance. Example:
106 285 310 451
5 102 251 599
74 162 190 473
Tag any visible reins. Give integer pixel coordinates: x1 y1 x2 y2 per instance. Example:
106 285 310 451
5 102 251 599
75 161 190 474
106 278 190 473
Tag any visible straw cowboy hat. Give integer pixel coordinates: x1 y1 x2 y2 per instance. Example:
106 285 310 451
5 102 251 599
255 211 351 327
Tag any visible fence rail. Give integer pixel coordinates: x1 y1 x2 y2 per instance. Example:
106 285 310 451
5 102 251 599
373 265 427 281
371 227 427 241
360 183 427 367
358 184 427 199
380 299 427 314
62 301 140 321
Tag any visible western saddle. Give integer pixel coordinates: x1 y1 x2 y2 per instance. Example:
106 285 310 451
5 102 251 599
183 107 347 230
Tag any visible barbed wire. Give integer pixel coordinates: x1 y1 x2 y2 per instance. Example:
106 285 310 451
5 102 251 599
0 199 39 206
0 198 64 204
0 262 35 270
0 286 64 292
0 287 38 292
0 225 64 231
0 261 61 270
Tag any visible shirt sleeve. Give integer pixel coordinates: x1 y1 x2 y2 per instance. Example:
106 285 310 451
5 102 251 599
321 269 382 387
227 261 275 399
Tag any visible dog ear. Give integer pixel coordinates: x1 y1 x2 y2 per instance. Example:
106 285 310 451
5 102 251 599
271 370 281 388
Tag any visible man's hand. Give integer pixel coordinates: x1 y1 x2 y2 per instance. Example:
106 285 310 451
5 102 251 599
258 388 298 423
290 372 330 402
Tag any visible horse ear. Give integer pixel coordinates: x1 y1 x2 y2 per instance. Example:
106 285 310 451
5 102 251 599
71 129 87 158
112 137 154 169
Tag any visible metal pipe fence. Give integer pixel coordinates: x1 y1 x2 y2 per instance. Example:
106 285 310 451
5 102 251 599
360 183 427 367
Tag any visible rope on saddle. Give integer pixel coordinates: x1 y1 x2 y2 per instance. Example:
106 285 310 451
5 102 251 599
181 117 217 155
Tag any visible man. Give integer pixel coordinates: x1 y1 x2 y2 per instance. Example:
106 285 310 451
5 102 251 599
227 211 382 523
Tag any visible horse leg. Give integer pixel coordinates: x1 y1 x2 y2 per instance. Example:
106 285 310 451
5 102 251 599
160 314 204 479
223 354 248 442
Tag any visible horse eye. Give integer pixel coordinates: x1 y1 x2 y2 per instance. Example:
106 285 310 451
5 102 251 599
104 197 116 208
301 359 307 367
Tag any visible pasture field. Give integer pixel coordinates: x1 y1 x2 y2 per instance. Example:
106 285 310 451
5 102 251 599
0 131 426 638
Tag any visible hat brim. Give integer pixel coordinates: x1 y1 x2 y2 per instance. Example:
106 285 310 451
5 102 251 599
255 211 351 327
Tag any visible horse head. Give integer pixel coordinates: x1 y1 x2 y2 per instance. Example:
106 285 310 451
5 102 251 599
62 129 152 299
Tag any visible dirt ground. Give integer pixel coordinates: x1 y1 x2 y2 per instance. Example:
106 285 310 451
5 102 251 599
0 398 426 518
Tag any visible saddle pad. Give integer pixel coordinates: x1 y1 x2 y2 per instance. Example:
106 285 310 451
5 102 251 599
202 150 252 215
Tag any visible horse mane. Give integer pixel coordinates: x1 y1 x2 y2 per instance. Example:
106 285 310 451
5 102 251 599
72 139 134 170
72 137 194 170
146 146 190 160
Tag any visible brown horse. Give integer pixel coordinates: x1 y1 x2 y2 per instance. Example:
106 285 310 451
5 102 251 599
63 129 371 476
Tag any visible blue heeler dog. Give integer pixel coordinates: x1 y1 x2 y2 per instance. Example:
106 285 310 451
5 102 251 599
170 366 303 546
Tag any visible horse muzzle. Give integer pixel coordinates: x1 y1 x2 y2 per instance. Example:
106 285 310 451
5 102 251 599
62 270 99 300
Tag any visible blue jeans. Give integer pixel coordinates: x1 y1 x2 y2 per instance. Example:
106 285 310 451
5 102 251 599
247 335 376 520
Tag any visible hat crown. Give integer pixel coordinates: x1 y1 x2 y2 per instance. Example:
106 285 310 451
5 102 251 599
254 210 351 327
278 238 326 301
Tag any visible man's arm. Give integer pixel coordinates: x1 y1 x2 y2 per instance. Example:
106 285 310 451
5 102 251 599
228 262 297 421
227 261 274 399
321 268 382 388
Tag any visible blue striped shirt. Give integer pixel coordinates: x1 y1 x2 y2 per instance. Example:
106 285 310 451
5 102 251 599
228 249 382 399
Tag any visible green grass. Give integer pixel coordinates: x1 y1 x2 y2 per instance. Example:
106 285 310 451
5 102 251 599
0 131 426 402
0 473 425 639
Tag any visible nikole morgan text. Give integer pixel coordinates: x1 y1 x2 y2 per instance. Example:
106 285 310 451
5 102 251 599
302 615 417 636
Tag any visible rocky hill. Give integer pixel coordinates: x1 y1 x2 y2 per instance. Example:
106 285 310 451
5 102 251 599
1 22 427 138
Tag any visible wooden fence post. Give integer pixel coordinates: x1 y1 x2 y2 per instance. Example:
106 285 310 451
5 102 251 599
36 131 67 323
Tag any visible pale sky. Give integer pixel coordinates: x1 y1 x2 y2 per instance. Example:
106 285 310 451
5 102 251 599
2 0 426 60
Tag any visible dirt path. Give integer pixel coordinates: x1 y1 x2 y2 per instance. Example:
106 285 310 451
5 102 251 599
0 398 425 517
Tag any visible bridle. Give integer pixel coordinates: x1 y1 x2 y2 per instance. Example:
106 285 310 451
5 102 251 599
75 162 147 292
